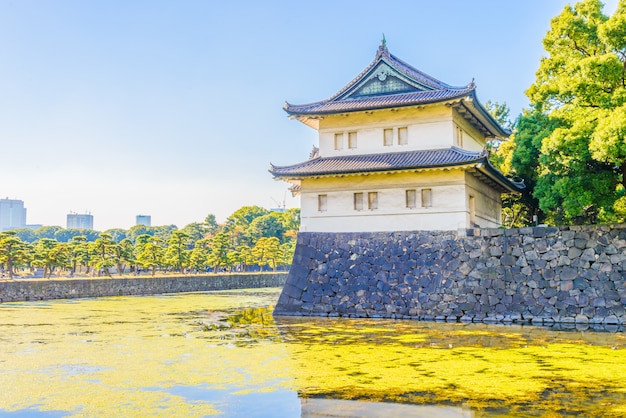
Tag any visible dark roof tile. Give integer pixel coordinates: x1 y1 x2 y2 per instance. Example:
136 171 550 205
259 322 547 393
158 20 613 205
270 147 484 177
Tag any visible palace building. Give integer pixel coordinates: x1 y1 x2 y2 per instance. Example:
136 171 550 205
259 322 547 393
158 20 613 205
270 41 522 232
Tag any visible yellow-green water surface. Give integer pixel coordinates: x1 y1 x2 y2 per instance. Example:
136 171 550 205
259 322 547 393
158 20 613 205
0 288 625 417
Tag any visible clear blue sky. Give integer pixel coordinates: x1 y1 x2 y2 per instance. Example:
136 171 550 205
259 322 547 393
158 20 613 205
0 0 618 231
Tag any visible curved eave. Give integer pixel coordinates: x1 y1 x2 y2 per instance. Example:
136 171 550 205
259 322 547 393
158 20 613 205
269 157 482 179
270 156 522 195
284 87 475 118
452 92 511 138
472 158 523 194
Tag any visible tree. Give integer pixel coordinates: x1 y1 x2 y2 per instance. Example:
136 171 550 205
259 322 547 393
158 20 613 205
204 213 220 235
252 237 281 271
207 232 231 272
9 228 37 243
68 235 88 274
485 100 513 131
179 222 207 247
525 0 626 223
492 109 563 227
104 228 127 243
165 230 190 273
247 212 286 243
153 225 177 243
35 226 62 240
278 241 296 271
33 238 68 278
135 236 164 276
54 228 99 243
189 238 210 272
127 225 153 244
225 206 269 233
92 233 117 277
280 208 300 235
0 232 30 278
113 238 135 276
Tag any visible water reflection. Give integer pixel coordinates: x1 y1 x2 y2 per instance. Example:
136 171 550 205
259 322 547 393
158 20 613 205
0 289 624 417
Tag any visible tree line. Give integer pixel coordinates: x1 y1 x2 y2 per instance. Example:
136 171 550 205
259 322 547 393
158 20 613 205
488 0 626 228
0 206 299 279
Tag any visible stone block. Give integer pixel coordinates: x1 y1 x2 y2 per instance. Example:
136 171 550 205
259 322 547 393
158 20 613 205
581 248 596 262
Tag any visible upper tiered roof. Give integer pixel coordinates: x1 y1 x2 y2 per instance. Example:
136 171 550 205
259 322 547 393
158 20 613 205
284 42 509 138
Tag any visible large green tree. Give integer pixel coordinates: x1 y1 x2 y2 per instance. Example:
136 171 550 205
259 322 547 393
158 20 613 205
526 0 626 223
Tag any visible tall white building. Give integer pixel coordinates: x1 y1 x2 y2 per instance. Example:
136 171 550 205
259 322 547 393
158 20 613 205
0 198 27 231
67 213 93 229
136 215 151 226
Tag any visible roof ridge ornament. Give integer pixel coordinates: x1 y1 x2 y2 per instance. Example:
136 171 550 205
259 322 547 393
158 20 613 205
377 34 389 58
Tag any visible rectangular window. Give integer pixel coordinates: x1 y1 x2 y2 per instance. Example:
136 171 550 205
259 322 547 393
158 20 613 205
455 126 464 147
354 192 364 211
334 133 343 150
406 189 416 209
368 192 378 210
384 128 393 146
318 194 327 212
421 188 432 208
398 127 408 145
348 132 357 149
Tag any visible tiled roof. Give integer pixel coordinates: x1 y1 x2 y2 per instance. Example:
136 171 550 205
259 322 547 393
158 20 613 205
328 43 457 100
283 43 509 138
270 147 485 177
284 43 474 117
270 147 522 193
284 87 475 116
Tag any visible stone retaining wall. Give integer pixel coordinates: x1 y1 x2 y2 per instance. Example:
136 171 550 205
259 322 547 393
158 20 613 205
0 273 288 303
274 226 626 325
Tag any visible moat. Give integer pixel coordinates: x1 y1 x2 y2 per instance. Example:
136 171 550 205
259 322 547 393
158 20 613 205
1 288 625 417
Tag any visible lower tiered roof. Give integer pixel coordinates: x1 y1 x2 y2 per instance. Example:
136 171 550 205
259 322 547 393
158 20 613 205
269 147 522 193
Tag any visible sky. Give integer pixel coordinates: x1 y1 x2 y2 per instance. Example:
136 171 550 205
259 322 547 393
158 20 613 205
0 0 619 231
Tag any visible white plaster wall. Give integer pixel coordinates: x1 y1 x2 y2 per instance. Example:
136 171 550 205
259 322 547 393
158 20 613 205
452 110 487 152
317 105 457 157
465 172 503 228
299 170 471 232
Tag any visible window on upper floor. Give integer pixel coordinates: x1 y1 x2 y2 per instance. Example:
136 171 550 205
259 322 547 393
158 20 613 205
422 188 432 208
354 192 364 211
455 125 464 147
318 194 327 212
384 128 393 146
368 192 378 210
334 133 344 150
348 132 357 149
398 127 408 145
406 189 416 209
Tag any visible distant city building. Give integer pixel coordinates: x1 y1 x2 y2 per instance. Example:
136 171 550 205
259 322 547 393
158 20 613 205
67 213 93 229
136 215 151 226
0 198 27 231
